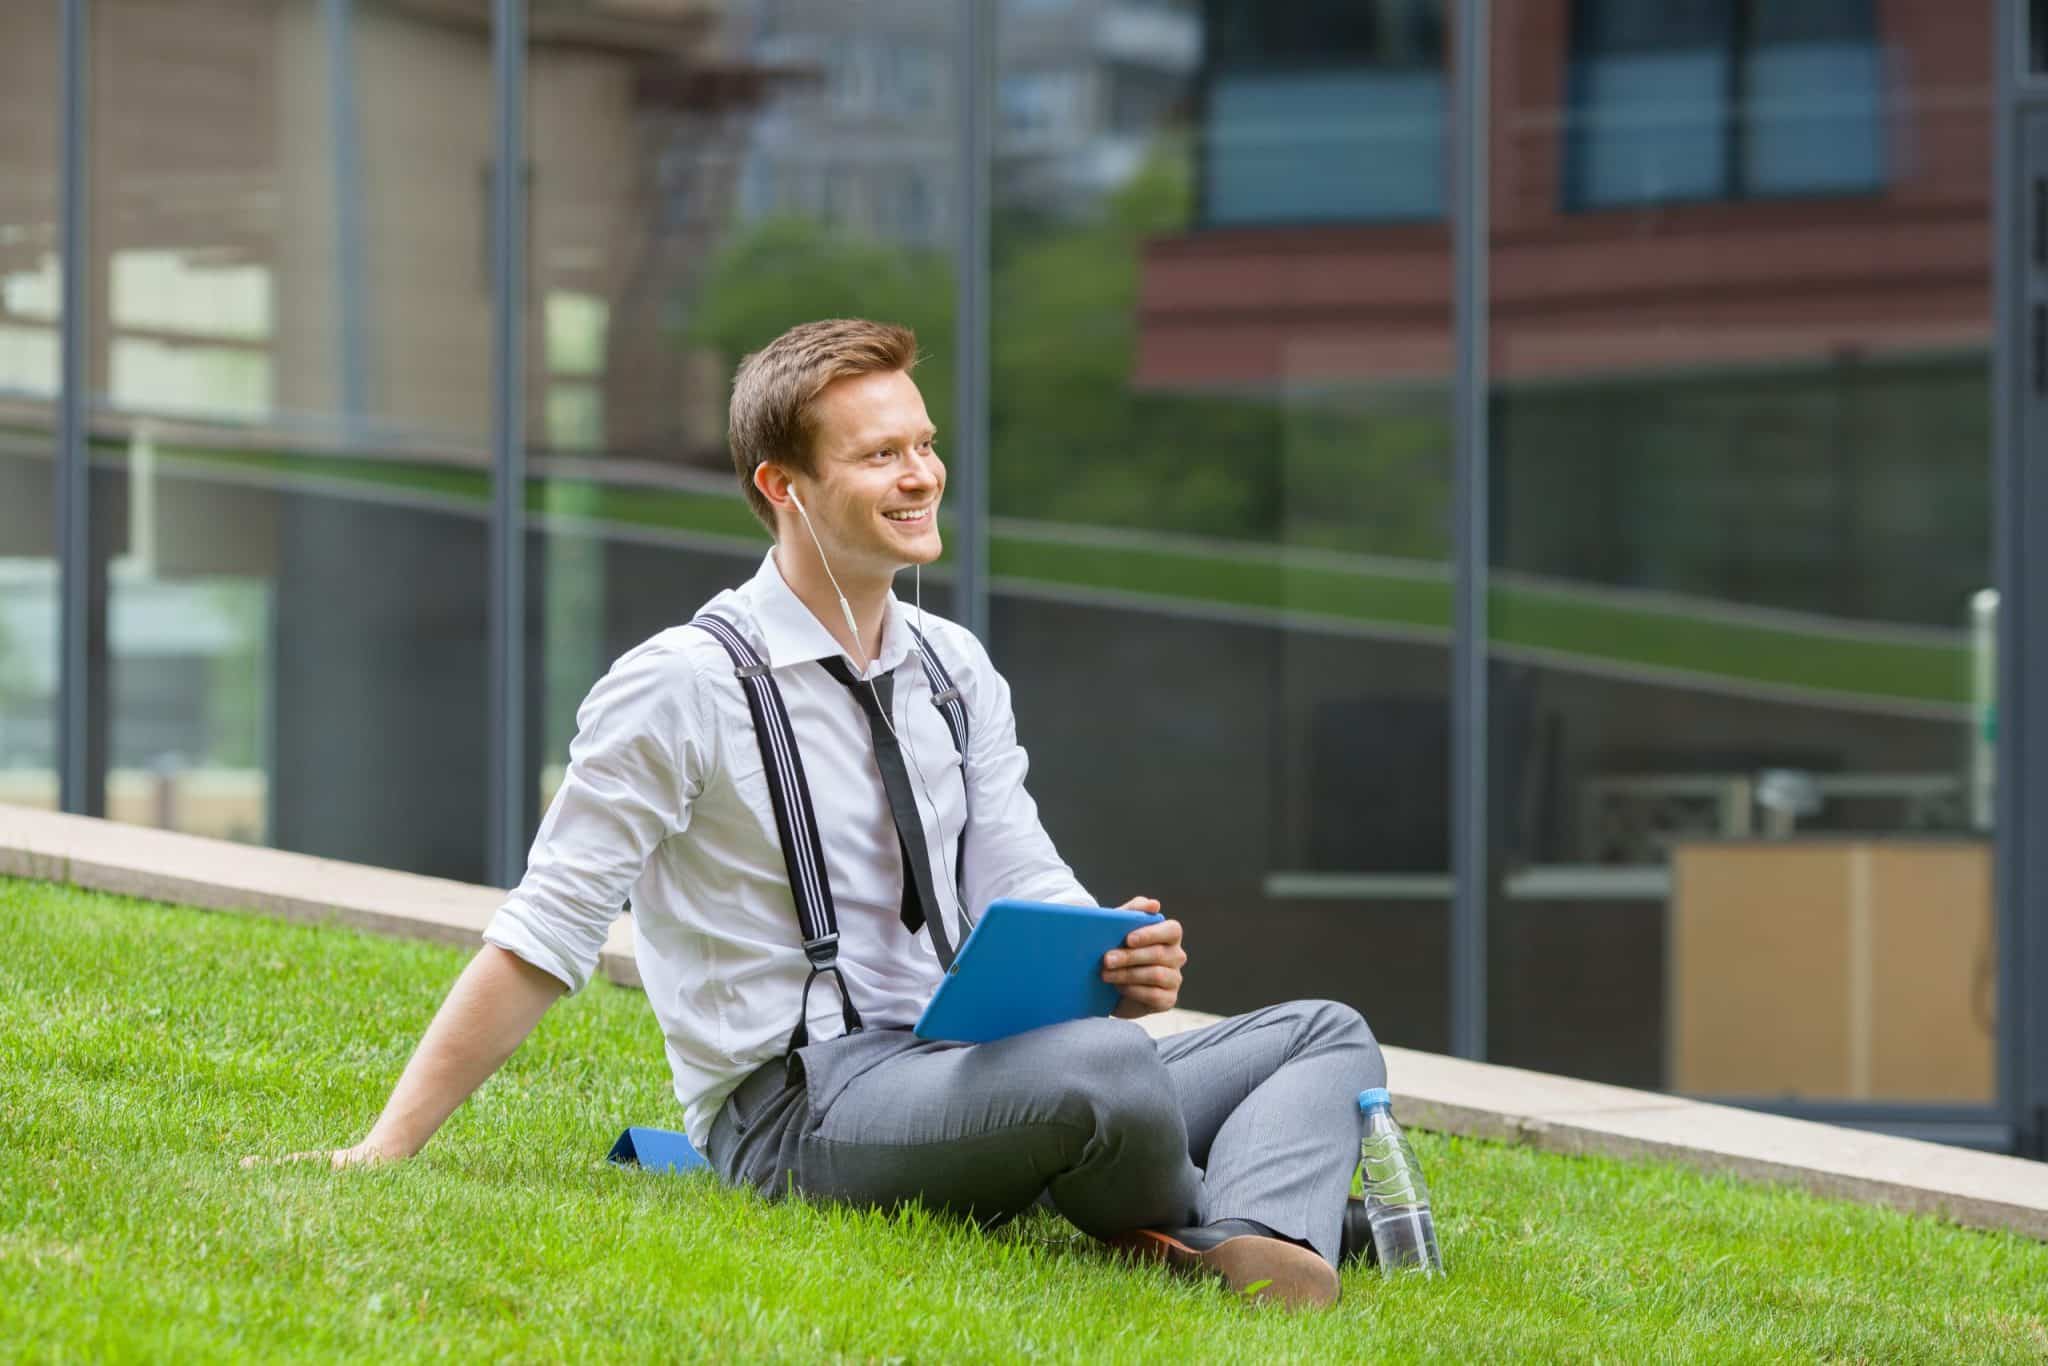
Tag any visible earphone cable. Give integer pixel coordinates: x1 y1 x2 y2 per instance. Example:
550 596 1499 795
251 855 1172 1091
790 487 964 930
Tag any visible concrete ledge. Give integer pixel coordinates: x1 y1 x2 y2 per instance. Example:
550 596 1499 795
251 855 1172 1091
6 809 2045 1242
0 806 636 967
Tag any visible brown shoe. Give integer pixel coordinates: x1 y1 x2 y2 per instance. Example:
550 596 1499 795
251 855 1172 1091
1110 1219 1341 1309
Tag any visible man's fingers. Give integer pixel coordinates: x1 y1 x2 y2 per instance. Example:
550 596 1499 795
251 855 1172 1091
242 1146 383 1171
1104 955 1181 978
240 1151 314 1170
1105 966 1187 987
1123 918 1183 949
1104 945 1187 970
1109 904 1183 1014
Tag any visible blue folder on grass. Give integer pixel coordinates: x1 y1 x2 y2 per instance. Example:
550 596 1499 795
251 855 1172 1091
607 1126 708 1174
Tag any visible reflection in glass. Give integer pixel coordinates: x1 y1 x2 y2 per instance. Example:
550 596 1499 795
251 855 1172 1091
524 2 963 827
1204 0 1446 224
1491 0 1995 1102
0 6 62 813
87 0 491 878
993 0 1455 1048
1566 0 1883 210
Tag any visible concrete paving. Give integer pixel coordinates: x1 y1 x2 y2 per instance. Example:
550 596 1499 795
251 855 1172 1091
6 806 2045 1241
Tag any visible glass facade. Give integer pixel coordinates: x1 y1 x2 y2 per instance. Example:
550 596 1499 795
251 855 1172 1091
521 0 962 834
77 1 493 876
1492 1 1997 1102
3 0 2036 1146
993 0 1454 1045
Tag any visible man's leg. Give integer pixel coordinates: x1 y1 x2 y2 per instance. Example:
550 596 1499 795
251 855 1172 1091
1153 999 1386 1265
718 1018 1204 1240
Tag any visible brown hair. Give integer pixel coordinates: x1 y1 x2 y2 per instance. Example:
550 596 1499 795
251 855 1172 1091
728 318 920 533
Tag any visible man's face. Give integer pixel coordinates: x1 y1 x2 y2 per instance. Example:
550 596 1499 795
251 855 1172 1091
787 368 945 577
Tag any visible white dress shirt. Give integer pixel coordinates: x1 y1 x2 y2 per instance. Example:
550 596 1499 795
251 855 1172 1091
483 550 1092 1148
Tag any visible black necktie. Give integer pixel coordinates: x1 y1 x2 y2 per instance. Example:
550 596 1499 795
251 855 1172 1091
819 656 956 969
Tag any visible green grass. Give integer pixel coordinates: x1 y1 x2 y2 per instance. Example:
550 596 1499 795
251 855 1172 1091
5 877 2044 1362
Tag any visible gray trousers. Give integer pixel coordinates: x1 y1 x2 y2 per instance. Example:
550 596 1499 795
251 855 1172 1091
702 999 1386 1266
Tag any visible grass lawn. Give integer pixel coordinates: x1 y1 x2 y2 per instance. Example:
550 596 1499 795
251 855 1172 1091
4 878 2045 1362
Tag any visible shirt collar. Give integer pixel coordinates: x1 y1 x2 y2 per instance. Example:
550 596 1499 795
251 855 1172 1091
746 549 916 677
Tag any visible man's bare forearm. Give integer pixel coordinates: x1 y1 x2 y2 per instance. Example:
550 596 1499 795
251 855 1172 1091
361 943 566 1159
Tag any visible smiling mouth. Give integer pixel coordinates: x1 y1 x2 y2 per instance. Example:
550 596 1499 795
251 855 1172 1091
883 505 935 523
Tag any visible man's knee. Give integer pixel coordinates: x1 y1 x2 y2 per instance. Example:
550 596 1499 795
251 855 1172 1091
1036 1018 1179 1131
1276 998 1387 1084
1297 998 1377 1048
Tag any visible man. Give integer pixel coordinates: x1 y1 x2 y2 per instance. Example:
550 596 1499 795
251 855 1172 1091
277 319 1387 1309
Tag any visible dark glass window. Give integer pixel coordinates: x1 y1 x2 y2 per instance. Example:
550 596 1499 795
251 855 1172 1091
1209 0 1443 70
1200 0 1446 226
1566 0 1884 210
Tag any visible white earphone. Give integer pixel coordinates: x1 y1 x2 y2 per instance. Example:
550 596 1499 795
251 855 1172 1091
787 487 863 648
784 479 963 925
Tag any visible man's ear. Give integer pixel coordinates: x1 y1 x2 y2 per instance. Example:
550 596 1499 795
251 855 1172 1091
754 464 792 508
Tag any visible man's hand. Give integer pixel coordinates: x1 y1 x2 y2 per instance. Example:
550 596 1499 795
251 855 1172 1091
239 1140 396 1172
1102 897 1184 1017
236 944 563 1176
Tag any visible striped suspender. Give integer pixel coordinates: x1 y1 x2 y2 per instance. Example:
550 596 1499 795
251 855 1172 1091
690 614 977 1051
908 625 970 757
907 625 973 926
690 614 861 1052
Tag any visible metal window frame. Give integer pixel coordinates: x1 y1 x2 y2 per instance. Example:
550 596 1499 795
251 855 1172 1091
953 0 992 640
1449 0 1489 1061
2001 0 2048 1158
487 0 528 888
56 0 93 817
322 0 369 443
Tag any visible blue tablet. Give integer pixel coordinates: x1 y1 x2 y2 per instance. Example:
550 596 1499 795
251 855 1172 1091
914 899 1166 1043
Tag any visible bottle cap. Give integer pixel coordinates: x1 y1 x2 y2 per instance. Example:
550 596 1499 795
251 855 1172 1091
1357 1087 1392 1110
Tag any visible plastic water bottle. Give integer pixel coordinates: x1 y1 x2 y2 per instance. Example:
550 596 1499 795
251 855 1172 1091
1357 1087 1442 1276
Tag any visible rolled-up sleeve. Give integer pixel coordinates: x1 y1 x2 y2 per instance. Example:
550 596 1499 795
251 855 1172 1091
483 639 708 993
956 636 1094 914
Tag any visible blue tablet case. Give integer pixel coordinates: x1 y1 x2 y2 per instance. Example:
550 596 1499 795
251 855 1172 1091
914 899 1165 1043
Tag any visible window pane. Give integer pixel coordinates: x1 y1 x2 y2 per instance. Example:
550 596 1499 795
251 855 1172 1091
1751 0 1877 45
1206 71 1445 224
994 0 1455 1047
1745 0 1885 200
523 2 961 832
1576 0 1733 51
1203 0 1447 225
89 0 491 877
1570 50 1731 206
0 8 60 813
1491 0 1996 1103
1744 42 1884 195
